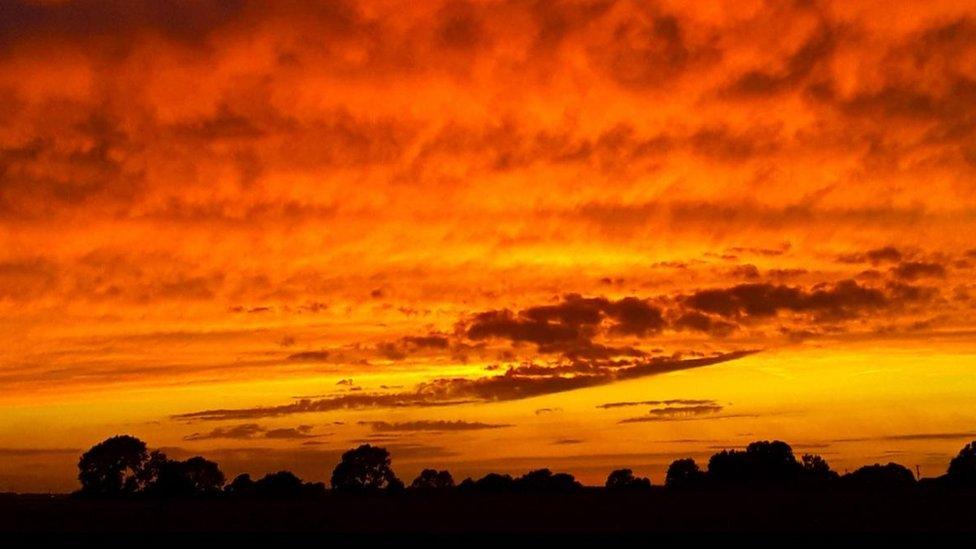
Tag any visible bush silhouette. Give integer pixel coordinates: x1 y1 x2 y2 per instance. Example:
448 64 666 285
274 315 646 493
514 469 581 492
946 440 976 486
605 468 652 490
459 473 515 492
841 463 916 489
251 471 325 498
410 469 454 490
708 440 802 485
145 456 225 497
800 453 838 483
331 444 401 492
665 458 705 489
224 473 256 497
78 435 151 496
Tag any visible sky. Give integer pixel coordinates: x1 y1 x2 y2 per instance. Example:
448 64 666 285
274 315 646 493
1 0 976 493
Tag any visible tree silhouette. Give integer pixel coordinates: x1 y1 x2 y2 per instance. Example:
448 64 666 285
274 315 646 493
256 471 304 497
515 469 581 492
145 456 225 497
605 468 651 490
841 463 916 489
800 453 838 483
330 444 401 492
77 435 151 496
137 450 169 489
665 458 705 488
707 440 802 485
224 473 256 497
946 440 976 486
459 473 515 492
410 469 455 490
247 471 325 498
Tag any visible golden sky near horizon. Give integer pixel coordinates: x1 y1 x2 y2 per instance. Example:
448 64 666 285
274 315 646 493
2 0 976 492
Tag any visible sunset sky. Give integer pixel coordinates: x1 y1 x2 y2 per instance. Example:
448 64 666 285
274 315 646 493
2 0 976 493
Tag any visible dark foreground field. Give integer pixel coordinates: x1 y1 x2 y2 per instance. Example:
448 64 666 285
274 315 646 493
2 488 975 542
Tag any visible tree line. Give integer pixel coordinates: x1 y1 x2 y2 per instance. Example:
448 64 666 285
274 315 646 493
75 435 976 498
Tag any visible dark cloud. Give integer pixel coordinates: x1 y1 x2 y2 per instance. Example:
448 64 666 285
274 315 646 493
264 425 317 439
184 423 265 440
597 399 717 410
729 264 760 280
672 311 738 336
727 244 791 257
724 22 836 98
377 334 452 360
285 350 331 362
0 0 248 49
464 293 665 355
173 350 754 421
619 412 758 424
173 393 480 421
616 401 727 423
891 261 947 281
359 420 511 432
413 351 754 403
837 246 904 265
588 10 719 90
833 432 976 443
646 403 723 417
183 423 318 441
402 335 450 349
682 280 896 320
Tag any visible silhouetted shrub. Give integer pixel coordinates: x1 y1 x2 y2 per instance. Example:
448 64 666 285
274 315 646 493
665 458 705 489
946 440 976 486
410 469 455 490
707 440 802 486
224 473 256 496
841 463 916 489
77 435 151 496
605 468 652 490
145 456 225 497
515 469 581 492
800 454 838 483
252 471 325 498
330 445 401 492
459 473 515 492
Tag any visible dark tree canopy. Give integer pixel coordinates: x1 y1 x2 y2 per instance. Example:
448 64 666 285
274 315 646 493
800 453 838 483
946 440 976 486
330 444 401 492
224 471 324 498
145 456 225 497
459 473 515 492
224 473 256 496
77 435 151 496
514 469 581 492
605 468 652 490
665 458 705 488
458 470 579 492
708 440 802 485
841 463 916 489
259 470 304 494
410 469 455 490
